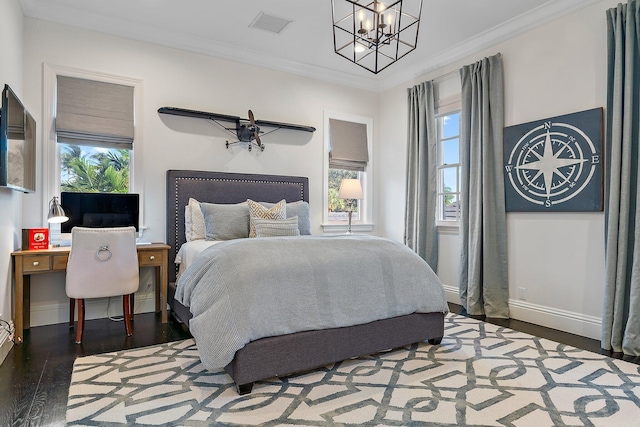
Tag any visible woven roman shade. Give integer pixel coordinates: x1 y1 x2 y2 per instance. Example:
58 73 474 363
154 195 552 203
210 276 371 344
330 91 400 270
56 76 134 149
329 119 369 171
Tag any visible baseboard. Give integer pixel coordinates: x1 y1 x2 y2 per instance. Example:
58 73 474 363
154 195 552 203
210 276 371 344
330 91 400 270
443 284 462 305
442 284 601 341
0 323 14 366
30 292 157 327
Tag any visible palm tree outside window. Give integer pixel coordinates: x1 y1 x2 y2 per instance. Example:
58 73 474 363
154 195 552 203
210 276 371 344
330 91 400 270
60 144 130 193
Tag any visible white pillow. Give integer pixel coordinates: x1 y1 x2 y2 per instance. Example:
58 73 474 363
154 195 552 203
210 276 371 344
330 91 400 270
184 206 192 241
185 198 205 241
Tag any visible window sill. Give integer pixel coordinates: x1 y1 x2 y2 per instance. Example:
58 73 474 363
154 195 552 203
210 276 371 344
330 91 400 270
437 222 460 235
321 223 375 234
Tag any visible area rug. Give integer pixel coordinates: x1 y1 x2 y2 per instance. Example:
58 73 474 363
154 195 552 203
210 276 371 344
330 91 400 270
66 313 640 426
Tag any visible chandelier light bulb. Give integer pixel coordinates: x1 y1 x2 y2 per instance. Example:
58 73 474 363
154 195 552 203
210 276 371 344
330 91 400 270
331 0 423 74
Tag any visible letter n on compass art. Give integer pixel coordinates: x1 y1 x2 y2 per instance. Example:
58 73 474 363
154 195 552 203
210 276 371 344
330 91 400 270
503 108 603 212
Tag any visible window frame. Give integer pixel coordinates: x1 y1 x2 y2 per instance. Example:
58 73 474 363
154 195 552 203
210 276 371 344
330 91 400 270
42 64 144 229
322 110 374 233
327 169 362 222
435 95 461 229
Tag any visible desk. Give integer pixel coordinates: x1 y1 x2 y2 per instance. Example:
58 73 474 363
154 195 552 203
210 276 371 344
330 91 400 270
11 243 170 344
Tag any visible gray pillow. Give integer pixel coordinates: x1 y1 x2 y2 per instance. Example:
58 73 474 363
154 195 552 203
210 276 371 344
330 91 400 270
254 216 300 237
260 201 311 235
200 202 249 240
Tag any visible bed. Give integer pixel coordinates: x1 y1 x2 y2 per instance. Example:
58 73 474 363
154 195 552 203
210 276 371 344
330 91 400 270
166 169 447 394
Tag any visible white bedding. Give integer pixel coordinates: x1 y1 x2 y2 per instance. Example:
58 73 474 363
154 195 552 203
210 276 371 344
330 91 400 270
175 240 222 279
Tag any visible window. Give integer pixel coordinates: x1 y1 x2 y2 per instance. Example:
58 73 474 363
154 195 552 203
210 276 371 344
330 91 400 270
43 65 143 226
323 112 373 232
59 144 130 193
436 97 461 223
328 169 360 221
56 76 134 193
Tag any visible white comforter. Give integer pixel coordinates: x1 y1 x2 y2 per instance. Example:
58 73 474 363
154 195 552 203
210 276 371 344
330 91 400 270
176 234 448 370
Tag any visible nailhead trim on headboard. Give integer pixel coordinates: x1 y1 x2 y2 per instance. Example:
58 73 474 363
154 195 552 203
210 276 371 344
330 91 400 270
167 171 309 284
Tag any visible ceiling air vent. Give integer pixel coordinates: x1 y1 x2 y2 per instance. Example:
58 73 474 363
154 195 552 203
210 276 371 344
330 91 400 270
249 12 292 34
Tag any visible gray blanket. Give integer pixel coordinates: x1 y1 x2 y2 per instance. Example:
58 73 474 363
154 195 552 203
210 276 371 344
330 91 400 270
176 234 448 370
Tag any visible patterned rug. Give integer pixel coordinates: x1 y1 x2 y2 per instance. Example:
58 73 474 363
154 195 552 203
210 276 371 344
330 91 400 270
66 314 640 426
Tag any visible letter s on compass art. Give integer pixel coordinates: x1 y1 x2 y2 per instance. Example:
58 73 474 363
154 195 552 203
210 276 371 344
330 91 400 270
503 108 603 212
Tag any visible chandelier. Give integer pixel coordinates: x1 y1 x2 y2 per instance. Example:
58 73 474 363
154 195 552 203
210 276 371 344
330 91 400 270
331 0 423 74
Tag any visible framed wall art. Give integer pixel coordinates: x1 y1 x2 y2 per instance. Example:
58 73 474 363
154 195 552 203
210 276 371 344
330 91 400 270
503 108 603 212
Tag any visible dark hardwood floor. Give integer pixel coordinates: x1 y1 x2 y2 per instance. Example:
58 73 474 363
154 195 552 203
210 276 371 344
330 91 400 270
0 304 636 426
0 312 191 427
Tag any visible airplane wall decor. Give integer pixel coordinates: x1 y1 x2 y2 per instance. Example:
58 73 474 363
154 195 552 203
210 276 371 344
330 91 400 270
158 107 316 152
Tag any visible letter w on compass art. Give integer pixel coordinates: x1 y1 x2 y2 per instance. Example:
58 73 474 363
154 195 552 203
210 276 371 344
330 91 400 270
503 108 603 212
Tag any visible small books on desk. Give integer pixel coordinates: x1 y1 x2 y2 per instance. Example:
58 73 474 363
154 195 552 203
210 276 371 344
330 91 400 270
22 228 49 250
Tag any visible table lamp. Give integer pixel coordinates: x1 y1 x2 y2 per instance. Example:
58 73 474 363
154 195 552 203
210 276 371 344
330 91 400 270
338 178 363 234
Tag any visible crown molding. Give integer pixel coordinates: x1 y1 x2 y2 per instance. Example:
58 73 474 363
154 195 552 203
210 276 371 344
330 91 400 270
377 0 602 91
20 0 380 91
21 0 601 93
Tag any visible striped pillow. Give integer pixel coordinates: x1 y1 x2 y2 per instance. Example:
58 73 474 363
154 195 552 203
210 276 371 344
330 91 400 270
254 216 300 237
259 200 311 235
247 199 286 238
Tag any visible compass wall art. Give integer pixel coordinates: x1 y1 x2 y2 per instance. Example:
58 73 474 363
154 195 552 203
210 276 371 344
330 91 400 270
503 108 603 212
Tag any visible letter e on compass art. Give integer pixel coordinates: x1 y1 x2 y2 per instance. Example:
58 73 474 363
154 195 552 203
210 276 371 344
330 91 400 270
503 108 603 212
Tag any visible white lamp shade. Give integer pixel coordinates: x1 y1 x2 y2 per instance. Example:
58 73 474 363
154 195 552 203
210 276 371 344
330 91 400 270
338 178 363 200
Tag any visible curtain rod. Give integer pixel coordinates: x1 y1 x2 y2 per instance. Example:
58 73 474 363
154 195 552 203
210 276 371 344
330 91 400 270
430 52 502 83
432 69 460 83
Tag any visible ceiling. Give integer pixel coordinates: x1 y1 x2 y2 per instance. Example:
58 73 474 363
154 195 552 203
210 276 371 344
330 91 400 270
20 0 596 92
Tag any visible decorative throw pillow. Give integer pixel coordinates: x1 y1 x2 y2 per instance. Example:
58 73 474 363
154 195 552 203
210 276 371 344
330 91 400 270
254 216 300 237
247 199 286 238
200 201 250 240
260 200 311 235
185 198 205 241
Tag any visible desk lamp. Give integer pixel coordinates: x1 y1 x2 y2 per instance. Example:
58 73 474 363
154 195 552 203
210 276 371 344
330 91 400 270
47 196 69 247
47 196 69 223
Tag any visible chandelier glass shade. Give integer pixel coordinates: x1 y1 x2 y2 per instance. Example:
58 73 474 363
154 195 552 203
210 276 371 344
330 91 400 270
331 0 423 74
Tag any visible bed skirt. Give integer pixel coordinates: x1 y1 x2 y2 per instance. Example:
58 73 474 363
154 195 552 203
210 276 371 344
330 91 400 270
169 281 444 394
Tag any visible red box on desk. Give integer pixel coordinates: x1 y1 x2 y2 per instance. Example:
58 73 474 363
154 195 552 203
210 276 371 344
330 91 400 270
22 228 49 250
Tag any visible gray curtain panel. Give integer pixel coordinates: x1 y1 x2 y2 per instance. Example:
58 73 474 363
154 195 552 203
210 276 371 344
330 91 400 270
602 0 640 355
458 54 509 318
404 81 438 271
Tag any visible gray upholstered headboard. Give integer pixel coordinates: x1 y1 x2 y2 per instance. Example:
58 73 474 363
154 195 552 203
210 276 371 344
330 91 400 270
166 170 309 283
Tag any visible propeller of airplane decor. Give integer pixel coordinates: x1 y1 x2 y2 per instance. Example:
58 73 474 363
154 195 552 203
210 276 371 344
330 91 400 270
247 110 262 151
157 106 316 153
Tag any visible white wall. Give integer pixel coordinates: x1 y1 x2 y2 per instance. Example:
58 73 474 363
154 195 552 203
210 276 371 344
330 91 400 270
7 0 623 339
377 0 620 339
19 18 379 325
0 0 25 361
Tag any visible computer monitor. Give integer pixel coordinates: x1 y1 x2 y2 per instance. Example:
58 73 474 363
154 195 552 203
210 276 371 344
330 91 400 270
61 192 139 234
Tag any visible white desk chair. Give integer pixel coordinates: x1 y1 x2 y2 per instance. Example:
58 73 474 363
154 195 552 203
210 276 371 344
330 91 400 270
66 226 139 344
